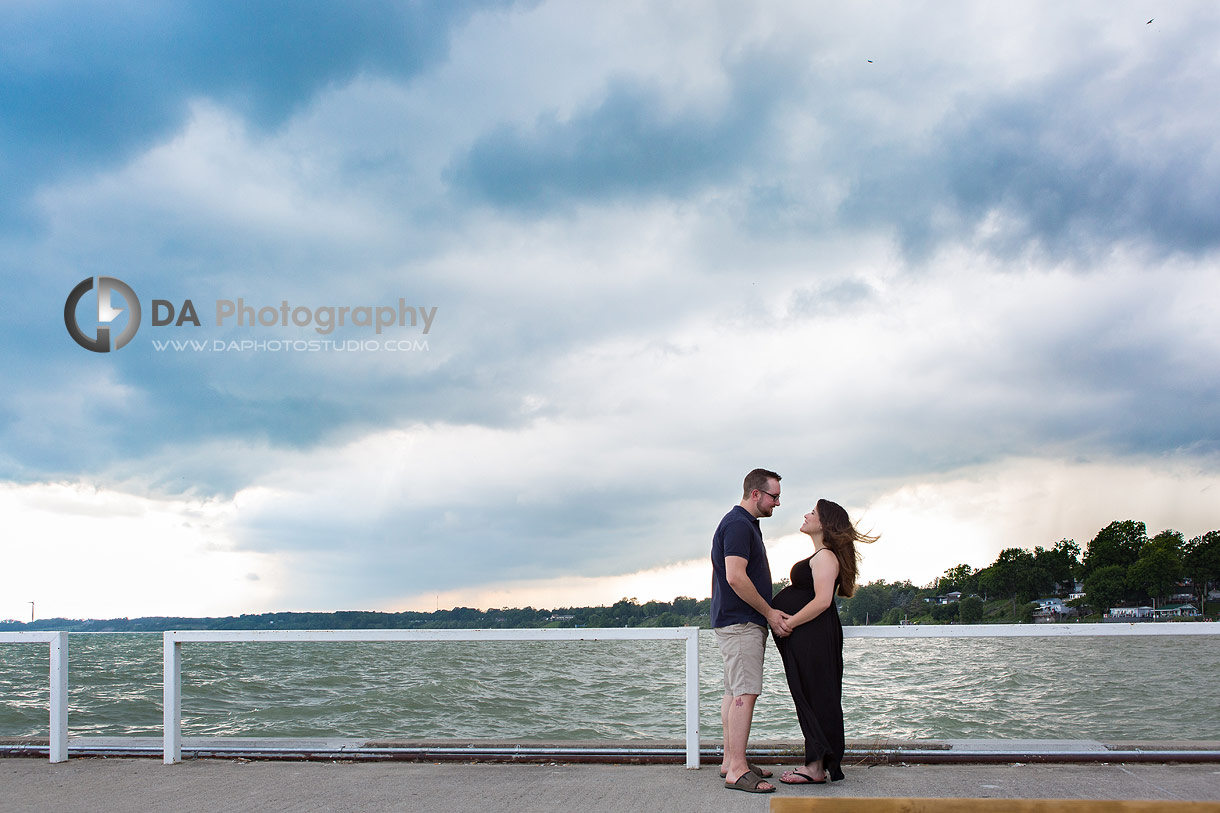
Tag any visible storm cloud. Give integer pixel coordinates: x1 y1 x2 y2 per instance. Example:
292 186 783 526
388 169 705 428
3 1 1218 617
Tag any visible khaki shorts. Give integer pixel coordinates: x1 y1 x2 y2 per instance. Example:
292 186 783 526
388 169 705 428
714 622 766 696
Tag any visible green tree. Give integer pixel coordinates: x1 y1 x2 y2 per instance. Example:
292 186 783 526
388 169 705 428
959 595 984 624
1085 564 1128 613
1026 547 1059 598
1145 529 1185 554
1128 532 1183 606
929 602 958 622
1183 531 1220 611
934 563 978 595
610 597 643 626
840 581 890 625
1082 520 1146 579
1036 540 1081 592
880 607 904 625
672 596 698 616
652 612 682 627
978 548 1039 613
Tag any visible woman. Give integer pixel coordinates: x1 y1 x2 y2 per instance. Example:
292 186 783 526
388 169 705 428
771 499 875 785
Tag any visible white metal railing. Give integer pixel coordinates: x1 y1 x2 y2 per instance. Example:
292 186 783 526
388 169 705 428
842 622 1220 638
6 622 1217 765
0 632 69 762
162 627 701 767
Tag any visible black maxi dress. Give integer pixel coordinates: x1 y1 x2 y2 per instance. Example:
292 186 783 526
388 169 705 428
771 550 846 781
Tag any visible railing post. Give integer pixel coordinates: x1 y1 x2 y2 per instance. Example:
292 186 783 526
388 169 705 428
163 633 182 764
48 632 68 763
684 627 700 768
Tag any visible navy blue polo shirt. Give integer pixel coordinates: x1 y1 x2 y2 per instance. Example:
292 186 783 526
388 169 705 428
710 505 773 628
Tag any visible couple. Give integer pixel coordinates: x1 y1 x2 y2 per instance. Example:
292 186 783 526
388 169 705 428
711 468 873 794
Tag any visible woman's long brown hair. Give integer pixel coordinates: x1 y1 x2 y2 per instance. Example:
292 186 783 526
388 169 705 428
816 498 878 598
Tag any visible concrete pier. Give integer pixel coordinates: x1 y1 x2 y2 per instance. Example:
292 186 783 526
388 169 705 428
4 739 1220 812
4 756 1220 813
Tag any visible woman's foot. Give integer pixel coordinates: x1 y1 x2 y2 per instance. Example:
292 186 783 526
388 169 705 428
778 767 826 784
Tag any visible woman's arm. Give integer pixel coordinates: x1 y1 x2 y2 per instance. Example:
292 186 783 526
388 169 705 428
785 552 840 629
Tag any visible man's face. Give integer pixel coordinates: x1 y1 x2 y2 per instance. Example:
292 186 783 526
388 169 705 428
754 478 781 517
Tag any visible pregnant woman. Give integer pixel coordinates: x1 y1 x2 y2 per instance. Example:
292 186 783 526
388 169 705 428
771 498 875 785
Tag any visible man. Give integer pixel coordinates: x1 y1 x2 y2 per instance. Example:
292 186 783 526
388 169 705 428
710 468 791 793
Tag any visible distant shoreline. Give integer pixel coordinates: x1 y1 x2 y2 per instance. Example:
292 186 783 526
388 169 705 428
3 611 1215 634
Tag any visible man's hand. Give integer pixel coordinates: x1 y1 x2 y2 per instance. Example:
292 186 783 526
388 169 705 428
767 608 793 638
724 556 793 636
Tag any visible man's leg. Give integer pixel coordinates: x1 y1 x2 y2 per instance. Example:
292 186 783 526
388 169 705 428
715 623 771 788
720 691 732 774
723 692 755 779
724 693 771 787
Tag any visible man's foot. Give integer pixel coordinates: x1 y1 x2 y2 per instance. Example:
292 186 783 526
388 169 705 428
779 768 826 785
719 761 772 779
724 769 775 793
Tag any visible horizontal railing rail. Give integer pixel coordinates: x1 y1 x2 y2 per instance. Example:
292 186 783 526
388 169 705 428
0 632 68 762
162 627 701 767
841 622 1220 638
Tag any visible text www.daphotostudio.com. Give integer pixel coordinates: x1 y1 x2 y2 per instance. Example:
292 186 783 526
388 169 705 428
152 338 430 353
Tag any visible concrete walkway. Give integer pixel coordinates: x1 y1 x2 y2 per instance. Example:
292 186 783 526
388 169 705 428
4 758 1220 813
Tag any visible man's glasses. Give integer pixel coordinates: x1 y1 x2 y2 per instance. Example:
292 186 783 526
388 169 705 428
758 489 780 502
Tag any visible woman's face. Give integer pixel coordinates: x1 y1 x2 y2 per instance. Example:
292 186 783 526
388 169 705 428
800 507 822 535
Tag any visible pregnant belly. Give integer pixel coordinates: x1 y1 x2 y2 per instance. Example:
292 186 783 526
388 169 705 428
771 585 814 616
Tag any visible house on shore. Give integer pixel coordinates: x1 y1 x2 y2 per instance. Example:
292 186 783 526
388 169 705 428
1106 606 1154 620
1032 597 1078 623
1151 603 1199 619
1106 603 1201 621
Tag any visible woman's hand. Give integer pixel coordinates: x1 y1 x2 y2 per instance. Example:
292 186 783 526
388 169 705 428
767 608 794 638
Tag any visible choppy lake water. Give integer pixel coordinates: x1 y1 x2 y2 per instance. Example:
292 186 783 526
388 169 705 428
2 631 1217 740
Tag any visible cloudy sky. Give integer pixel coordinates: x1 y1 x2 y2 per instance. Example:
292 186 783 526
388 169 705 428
4 1 1219 621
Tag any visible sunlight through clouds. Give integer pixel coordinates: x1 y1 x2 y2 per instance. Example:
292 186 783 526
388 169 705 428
0 483 282 621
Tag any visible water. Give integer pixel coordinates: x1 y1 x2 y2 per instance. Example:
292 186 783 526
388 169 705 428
2 632 1217 741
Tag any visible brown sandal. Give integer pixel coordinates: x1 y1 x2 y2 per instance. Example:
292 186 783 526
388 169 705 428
719 762 772 779
724 769 775 793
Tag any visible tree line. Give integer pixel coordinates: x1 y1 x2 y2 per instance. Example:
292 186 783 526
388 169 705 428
5 520 1216 632
838 520 1219 625
0 598 713 633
